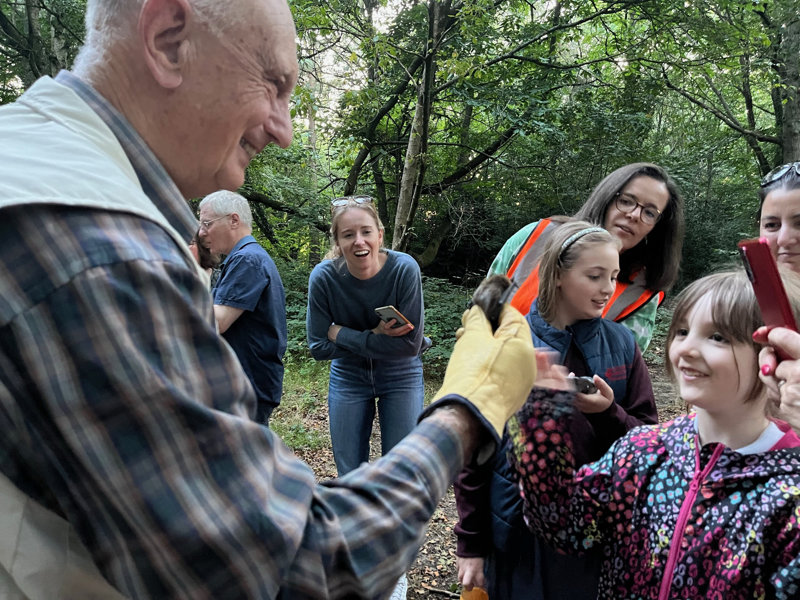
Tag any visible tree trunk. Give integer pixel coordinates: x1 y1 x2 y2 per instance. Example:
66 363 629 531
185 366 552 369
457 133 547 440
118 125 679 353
392 0 444 251
307 95 324 264
415 218 453 268
780 15 800 162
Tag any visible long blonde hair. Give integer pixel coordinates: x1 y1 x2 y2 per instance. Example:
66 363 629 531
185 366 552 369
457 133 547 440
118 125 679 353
537 220 621 324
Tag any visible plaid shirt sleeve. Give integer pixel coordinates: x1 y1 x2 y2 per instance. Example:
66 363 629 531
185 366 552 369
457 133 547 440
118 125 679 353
0 205 464 599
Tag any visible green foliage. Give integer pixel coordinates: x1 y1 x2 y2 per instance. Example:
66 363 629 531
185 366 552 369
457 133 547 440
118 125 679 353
3 0 795 296
272 359 330 450
421 275 472 376
269 256 315 359
271 419 327 450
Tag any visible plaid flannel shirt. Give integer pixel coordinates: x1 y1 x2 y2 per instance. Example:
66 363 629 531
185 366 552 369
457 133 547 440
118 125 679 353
0 72 464 599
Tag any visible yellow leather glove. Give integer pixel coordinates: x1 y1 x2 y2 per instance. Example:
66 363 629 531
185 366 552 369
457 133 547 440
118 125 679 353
432 304 536 437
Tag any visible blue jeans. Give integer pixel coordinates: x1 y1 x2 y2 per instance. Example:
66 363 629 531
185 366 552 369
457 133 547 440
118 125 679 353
328 356 424 476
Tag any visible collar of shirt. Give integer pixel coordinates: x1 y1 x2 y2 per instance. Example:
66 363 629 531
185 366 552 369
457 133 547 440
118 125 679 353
223 235 257 265
55 70 198 244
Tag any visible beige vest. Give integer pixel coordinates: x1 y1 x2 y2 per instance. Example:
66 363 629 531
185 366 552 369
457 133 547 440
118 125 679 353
0 76 199 599
0 473 126 599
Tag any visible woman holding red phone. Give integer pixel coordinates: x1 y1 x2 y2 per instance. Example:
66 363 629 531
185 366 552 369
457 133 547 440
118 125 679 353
759 161 800 273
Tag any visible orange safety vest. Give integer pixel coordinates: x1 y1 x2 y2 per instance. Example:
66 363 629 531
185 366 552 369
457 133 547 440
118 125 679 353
505 218 665 320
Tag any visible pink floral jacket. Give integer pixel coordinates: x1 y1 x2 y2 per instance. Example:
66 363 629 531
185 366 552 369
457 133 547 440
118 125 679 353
509 388 800 600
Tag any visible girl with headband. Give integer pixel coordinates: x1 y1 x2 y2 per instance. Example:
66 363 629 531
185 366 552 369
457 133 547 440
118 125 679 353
455 220 657 599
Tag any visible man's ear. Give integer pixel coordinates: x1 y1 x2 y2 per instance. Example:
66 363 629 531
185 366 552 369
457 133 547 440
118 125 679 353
230 213 241 228
139 0 193 89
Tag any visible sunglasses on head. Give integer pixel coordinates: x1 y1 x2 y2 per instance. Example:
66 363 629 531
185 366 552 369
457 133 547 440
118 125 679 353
761 162 800 188
331 195 373 209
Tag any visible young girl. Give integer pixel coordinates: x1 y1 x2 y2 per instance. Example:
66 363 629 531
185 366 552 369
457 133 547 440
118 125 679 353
510 268 800 599
455 221 657 599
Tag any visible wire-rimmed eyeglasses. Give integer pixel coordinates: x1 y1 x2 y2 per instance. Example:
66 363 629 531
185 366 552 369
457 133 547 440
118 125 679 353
199 214 230 230
614 193 662 226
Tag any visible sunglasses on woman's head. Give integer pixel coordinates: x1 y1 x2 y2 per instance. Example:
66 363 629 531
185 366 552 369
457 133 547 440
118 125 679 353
761 162 800 188
330 195 373 213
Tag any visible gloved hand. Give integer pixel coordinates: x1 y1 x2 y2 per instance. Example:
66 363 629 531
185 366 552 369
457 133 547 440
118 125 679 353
431 304 536 437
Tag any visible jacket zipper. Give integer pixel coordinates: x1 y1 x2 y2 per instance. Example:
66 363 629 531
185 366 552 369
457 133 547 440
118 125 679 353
657 441 724 600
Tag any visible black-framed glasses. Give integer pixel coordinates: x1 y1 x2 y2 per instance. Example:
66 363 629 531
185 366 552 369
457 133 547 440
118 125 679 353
761 162 800 188
199 214 230 230
330 195 373 214
614 193 662 226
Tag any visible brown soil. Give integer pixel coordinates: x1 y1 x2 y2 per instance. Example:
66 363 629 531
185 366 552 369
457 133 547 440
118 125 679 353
290 353 681 599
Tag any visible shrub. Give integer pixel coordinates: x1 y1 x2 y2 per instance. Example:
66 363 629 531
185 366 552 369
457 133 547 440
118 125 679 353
421 275 472 378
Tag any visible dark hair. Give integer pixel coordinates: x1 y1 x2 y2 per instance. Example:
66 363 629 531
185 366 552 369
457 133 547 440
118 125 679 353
191 230 220 270
758 162 800 208
572 163 684 292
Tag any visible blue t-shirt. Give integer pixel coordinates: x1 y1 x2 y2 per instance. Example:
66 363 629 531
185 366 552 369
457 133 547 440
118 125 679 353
214 235 287 416
306 250 424 363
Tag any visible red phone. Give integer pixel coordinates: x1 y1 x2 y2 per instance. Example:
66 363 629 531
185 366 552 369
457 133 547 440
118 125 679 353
738 238 798 357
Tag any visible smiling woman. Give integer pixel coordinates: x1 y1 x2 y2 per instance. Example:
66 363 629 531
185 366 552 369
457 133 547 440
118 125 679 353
759 162 800 273
305 196 428 598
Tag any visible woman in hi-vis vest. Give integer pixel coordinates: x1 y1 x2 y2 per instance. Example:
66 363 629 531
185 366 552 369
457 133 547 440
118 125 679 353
489 162 685 352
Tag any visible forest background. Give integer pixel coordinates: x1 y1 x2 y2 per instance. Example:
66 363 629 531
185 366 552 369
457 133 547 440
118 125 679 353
3 0 799 368
3 0 800 595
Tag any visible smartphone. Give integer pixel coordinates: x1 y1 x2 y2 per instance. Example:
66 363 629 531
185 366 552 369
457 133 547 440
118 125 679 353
374 305 411 328
567 375 597 395
738 238 798 358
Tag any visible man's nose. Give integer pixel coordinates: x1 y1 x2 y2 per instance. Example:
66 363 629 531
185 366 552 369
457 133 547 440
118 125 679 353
268 101 294 149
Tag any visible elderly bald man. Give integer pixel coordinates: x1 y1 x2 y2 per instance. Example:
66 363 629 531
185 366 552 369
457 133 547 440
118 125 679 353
0 0 536 598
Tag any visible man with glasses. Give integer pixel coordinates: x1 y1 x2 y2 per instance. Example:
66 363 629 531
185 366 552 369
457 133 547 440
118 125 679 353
199 190 287 425
0 0 536 598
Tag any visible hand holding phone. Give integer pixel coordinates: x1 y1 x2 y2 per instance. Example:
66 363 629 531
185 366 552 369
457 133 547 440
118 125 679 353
739 237 798 360
567 374 598 395
374 305 411 329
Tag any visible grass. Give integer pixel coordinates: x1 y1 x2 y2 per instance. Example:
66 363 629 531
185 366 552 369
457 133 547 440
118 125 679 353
271 357 331 451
